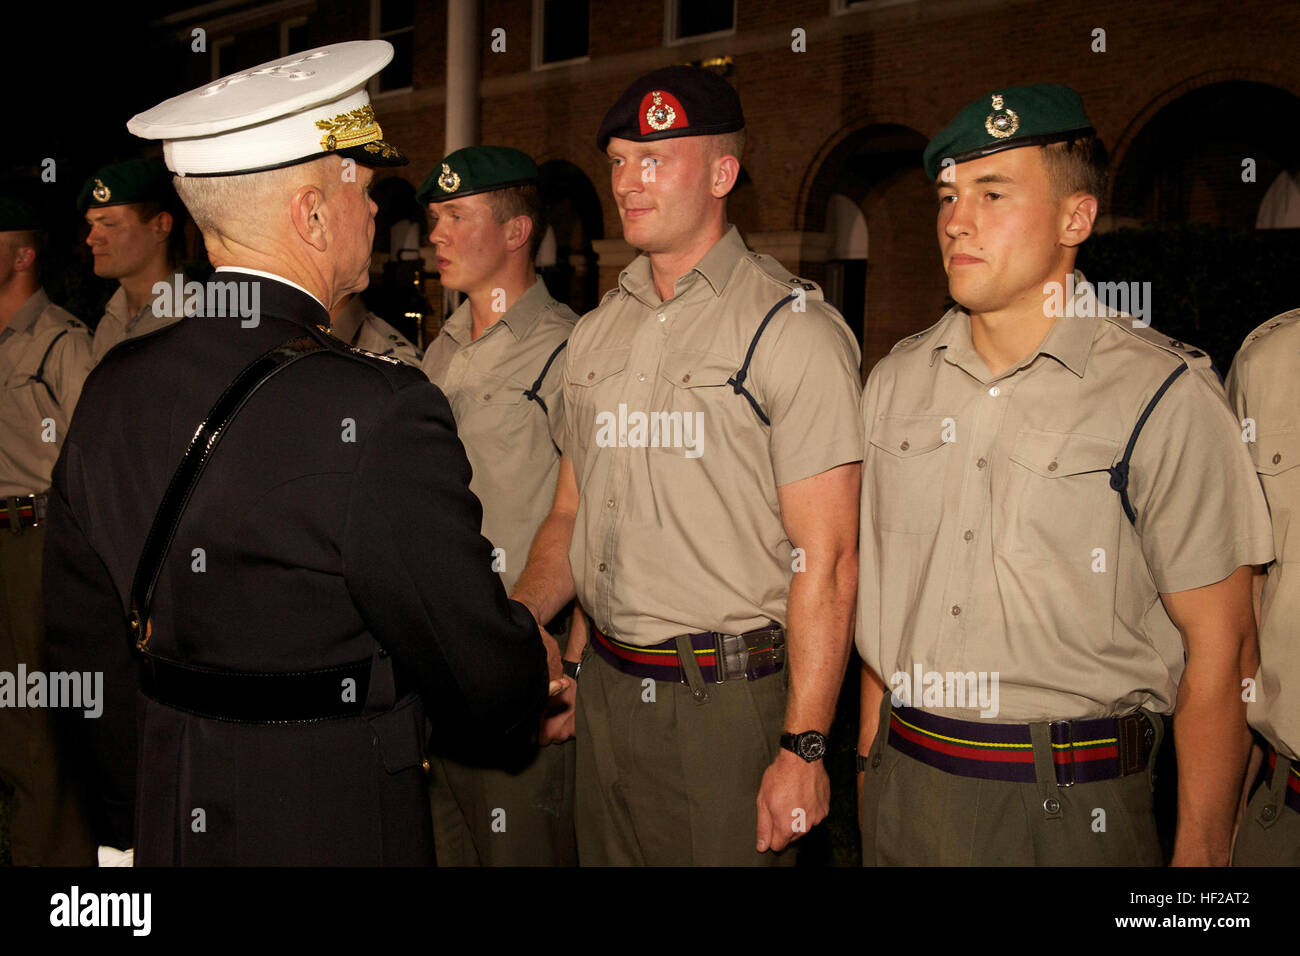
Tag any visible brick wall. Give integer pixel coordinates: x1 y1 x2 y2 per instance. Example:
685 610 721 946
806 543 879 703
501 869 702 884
230 0 1300 364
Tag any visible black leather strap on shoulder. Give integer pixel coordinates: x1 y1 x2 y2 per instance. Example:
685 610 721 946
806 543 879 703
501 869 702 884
128 334 327 650
31 329 68 405
522 339 568 415
1108 363 1189 526
727 290 798 426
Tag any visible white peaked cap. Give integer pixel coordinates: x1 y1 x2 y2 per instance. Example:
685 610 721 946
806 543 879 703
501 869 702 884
127 40 407 177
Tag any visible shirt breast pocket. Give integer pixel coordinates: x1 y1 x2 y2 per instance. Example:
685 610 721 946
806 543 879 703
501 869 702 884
565 346 631 449
648 349 737 456
454 371 529 451
1001 428 1123 560
867 415 954 534
1250 423 1299 563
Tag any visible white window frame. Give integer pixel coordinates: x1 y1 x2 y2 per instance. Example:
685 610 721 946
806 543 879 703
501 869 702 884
211 17 308 81
665 0 736 46
370 0 415 97
831 0 919 15
281 16 308 53
532 0 591 71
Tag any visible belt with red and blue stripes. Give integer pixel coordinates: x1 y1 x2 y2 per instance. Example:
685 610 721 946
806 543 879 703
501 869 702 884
590 623 784 684
887 705 1156 786
1264 747 1300 814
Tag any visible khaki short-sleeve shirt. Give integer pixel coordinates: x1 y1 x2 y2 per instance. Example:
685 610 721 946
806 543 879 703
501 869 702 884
563 226 863 647
90 283 184 366
857 272 1274 721
1227 309 1300 759
338 300 423 369
421 276 575 593
0 288 92 495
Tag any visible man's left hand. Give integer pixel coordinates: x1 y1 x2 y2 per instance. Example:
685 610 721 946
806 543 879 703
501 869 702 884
755 748 829 853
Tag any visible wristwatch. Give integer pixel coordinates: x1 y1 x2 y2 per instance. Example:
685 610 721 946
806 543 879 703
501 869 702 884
562 658 582 680
780 730 827 762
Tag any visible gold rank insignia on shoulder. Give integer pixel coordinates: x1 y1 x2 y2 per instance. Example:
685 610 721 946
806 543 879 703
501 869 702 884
438 163 460 193
645 91 676 131
92 179 111 203
984 94 1019 139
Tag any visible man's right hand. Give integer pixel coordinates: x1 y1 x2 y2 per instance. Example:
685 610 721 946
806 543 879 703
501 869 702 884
539 624 569 697
541 677 577 744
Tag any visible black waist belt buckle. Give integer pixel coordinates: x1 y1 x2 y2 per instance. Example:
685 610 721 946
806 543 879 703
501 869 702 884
714 623 785 683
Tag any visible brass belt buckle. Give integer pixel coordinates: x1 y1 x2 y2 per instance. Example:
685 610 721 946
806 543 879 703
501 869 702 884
1050 719 1076 788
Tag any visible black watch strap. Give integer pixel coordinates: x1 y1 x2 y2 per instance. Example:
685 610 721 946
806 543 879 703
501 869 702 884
780 730 827 762
856 752 871 772
562 658 581 680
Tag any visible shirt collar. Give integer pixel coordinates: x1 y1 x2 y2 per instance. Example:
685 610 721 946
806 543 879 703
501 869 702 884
929 270 1100 381
6 287 51 336
618 224 747 305
498 275 552 339
441 276 552 345
214 266 327 311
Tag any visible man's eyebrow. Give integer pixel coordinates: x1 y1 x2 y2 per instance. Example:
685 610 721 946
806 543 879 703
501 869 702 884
936 172 1017 192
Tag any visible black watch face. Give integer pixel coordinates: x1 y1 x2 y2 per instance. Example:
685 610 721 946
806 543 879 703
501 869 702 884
798 733 826 761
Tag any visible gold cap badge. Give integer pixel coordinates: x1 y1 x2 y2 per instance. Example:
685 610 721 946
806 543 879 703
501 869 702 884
91 179 111 203
984 94 1019 139
437 163 460 193
645 91 677 132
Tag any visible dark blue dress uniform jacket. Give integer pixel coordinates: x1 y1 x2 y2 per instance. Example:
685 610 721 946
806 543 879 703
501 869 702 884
42 273 548 865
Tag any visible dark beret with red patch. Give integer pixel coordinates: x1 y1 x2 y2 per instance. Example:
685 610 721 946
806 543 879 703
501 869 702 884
597 65 745 151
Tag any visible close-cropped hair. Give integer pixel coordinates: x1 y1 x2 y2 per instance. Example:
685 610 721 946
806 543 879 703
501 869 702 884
1042 135 1108 207
485 183 546 261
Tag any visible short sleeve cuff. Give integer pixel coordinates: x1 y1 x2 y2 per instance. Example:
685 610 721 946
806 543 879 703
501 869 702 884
773 434 864 487
1152 536 1275 594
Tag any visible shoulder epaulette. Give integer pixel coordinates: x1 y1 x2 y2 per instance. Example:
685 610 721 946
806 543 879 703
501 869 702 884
1106 317 1213 369
1240 308 1300 349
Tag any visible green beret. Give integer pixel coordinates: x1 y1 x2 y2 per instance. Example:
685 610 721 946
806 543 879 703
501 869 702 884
77 157 173 214
0 196 41 231
416 146 539 204
922 84 1094 181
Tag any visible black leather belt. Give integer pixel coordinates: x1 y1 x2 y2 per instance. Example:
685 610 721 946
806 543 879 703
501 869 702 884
140 656 385 723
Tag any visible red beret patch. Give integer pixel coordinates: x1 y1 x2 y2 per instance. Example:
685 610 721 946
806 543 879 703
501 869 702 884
638 89 689 136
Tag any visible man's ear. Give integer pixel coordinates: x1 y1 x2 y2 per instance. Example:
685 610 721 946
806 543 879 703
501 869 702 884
503 214 532 254
709 153 741 199
150 210 173 242
12 244 36 273
1059 192 1097 249
289 183 329 252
